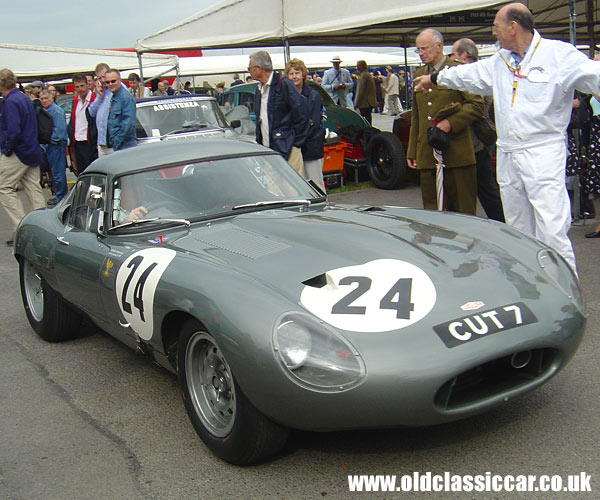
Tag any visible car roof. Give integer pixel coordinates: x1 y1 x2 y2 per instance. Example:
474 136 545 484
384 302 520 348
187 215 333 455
85 138 274 177
135 94 216 105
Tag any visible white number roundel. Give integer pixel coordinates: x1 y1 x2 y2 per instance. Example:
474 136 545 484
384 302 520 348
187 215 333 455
115 248 176 340
300 259 436 332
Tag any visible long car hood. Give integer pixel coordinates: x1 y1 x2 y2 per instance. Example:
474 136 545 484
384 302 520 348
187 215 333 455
173 204 551 306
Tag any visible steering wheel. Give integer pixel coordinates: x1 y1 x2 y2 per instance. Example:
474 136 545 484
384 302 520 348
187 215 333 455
144 200 187 217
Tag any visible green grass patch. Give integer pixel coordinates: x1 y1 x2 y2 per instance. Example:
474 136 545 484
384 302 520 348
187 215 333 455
327 181 374 194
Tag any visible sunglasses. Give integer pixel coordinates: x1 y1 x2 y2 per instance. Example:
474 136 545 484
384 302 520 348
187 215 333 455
105 79 119 84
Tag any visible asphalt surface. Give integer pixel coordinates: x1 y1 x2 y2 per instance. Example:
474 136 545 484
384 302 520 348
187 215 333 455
1 121 598 499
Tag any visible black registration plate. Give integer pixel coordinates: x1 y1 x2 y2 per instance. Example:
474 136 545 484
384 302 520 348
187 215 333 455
433 302 538 348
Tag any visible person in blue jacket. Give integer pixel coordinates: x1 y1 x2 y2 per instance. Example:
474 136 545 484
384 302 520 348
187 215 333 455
104 69 137 152
0 68 46 245
284 58 325 191
249 51 308 176
40 89 68 205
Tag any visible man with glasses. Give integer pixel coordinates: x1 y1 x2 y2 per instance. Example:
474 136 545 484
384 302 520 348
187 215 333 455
104 69 137 152
249 50 308 176
407 28 484 216
413 2 600 274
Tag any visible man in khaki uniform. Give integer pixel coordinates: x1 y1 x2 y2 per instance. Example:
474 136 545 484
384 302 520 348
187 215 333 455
407 29 485 214
354 60 377 125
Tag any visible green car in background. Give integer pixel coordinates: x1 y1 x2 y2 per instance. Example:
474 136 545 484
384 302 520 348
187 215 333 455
223 81 409 189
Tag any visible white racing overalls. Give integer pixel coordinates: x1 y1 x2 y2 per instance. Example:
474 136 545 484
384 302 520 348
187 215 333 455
436 30 600 274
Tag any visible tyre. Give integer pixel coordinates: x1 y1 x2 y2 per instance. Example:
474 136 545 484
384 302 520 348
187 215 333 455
19 258 82 342
177 320 289 465
366 131 407 190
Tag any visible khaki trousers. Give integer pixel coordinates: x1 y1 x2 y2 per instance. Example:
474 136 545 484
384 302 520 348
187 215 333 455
419 165 477 215
0 154 47 233
287 147 305 178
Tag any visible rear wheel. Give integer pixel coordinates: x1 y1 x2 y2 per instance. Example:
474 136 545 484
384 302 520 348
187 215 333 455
366 131 407 189
19 258 82 342
177 320 289 464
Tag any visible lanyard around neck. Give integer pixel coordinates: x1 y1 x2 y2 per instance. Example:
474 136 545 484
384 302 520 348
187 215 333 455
499 37 542 106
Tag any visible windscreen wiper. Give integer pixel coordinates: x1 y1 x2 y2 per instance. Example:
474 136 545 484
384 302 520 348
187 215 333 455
232 199 311 210
109 217 191 231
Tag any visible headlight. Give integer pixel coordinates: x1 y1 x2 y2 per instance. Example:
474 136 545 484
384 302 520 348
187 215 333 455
537 249 585 312
273 312 366 392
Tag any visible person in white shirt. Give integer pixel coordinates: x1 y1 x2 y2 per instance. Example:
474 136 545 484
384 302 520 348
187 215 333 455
384 66 402 116
414 2 600 274
69 73 98 174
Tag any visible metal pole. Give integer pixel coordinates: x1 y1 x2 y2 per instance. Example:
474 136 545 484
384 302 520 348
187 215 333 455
587 0 596 57
569 0 576 46
136 51 144 83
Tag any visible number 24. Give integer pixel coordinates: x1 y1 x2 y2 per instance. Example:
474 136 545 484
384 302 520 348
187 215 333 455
331 276 414 319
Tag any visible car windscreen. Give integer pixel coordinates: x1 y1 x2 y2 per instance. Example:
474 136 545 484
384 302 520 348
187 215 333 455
110 154 324 227
135 99 229 138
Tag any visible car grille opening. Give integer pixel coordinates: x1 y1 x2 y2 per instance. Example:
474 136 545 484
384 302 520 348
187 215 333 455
434 348 558 411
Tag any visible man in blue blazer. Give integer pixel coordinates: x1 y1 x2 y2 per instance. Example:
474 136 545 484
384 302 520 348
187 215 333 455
250 51 309 176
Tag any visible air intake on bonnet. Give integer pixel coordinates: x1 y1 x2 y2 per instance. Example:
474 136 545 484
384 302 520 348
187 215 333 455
434 348 558 410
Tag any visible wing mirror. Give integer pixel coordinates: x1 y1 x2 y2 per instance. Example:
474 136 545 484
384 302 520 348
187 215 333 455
230 119 241 129
85 184 104 209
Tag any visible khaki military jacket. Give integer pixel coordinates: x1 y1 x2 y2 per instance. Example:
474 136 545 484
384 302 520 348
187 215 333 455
407 57 485 170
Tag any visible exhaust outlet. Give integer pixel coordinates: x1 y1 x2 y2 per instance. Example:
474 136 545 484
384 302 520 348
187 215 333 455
510 350 532 369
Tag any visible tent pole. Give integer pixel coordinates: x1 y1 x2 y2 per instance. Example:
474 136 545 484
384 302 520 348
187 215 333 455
569 0 576 45
403 37 409 108
587 0 596 57
283 38 290 64
137 51 144 83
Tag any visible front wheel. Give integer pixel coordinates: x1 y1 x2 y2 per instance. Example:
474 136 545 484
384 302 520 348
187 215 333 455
366 131 407 189
19 258 82 342
177 320 289 464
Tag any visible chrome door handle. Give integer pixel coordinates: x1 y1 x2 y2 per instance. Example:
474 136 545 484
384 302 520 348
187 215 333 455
56 236 70 246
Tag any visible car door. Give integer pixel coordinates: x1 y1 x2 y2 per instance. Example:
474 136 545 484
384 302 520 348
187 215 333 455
53 174 112 329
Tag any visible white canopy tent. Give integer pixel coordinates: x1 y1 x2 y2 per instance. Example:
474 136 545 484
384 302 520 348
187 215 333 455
0 43 178 82
136 0 598 52
151 50 424 78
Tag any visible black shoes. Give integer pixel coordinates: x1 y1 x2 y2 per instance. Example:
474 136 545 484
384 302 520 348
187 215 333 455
585 231 600 238
46 197 60 206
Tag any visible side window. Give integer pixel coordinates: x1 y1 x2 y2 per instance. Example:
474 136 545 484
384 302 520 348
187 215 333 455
223 93 236 109
68 174 107 232
239 92 255 113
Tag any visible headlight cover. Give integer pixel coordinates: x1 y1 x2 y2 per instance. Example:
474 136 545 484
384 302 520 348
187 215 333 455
273 312 366 392
537 249 585 313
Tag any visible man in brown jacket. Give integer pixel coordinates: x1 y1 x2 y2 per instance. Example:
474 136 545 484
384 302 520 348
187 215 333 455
407 29 485 215
354 60 377 125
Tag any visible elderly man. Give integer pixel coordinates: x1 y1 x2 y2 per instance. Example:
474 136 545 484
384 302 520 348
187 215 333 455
414 3 600 273
450 38 505 223
0 69 46 245
153 80 168 97
249 50 308 175
354 60 377 125
68 73 98 175
407 29 484 216
88 62 113 156
384 66 402 116
104 69 137 152
40 89 68 205
321 56 353 107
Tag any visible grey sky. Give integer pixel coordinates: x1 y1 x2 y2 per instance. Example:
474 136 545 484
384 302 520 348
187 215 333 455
2 0 218 49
